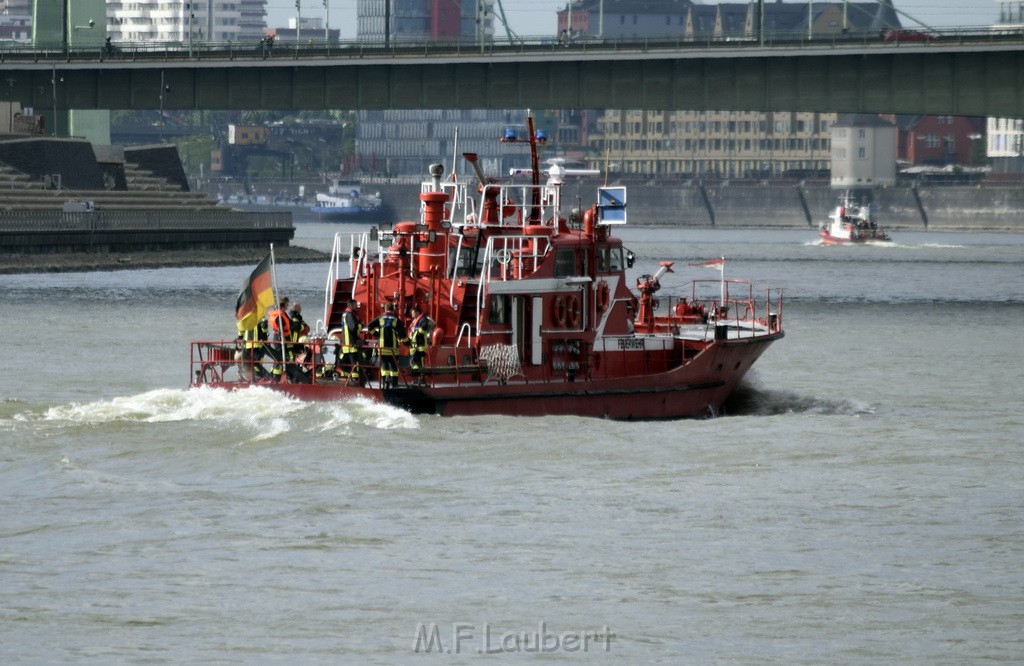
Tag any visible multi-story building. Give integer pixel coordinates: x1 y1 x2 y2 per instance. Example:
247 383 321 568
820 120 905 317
829 114 896 189
586 110 835 178
557 0 900 40
997 0 1024 24
0 0 32 41
883 114 986 167
0 0 31 132
984 2 1024 172
237 0 267 42
357 0 493 43
986 117 1024 173
270 17 341 43
558 0 691 38
355 109 534 178
106 0 265 44
8 1 266 44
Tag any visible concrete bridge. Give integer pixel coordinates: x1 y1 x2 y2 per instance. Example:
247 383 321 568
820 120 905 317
3 32 1024 116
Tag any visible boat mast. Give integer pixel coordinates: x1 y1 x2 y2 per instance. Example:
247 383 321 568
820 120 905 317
527 114 542 223
268 243 286 361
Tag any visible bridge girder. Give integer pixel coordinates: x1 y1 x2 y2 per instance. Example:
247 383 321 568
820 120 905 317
7 49 1024 117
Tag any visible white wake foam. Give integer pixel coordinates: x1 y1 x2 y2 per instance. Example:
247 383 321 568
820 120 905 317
26 386 418 436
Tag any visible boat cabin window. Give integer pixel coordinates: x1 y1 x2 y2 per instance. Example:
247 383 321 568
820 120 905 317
553 249 576 277
554 249 589 278
598 246 625 273
488 294 508 324
449 242 481 278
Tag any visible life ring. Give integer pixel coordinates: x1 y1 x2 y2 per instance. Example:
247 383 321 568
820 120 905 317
567 295 581 328
552 296 567 327
596 280 610 312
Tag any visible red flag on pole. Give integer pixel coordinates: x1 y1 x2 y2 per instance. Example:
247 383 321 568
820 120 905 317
689 257 724 271
691 256 726 304
235 254 274 332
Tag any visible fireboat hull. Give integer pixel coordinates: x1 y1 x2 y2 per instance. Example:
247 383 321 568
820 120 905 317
201 333 782 420
819 229 892 245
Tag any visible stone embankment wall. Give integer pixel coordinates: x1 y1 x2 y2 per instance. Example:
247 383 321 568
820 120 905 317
366 180 1024 231
0 210 294 253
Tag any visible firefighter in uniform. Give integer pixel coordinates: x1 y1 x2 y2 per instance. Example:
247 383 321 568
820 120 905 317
367 302 406 389
265 297 291 381
237 318 271 381
287 301 311 383
289 302 310 349
406 305 435 376
329 299 363 383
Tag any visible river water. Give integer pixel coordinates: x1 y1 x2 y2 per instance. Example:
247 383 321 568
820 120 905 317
1 225 1022 663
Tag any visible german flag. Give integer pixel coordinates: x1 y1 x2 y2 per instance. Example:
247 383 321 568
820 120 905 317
235 254 274 332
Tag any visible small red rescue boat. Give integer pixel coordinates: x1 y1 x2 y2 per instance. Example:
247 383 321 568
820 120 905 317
819 194 892 245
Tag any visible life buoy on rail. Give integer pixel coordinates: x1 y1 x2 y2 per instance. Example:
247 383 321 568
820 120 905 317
552 296 568 328
596 280 610 312
567 295 582 328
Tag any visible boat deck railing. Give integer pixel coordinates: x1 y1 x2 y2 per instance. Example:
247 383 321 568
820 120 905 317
190 339 491 390
429 180 564 232
323 231 373 324
672 279 785 338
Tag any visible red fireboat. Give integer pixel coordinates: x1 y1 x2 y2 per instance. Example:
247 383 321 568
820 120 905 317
819 194 892 245
190 117 785 419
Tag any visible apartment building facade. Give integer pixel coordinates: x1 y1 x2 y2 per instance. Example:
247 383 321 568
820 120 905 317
557 0 900 40
357 0 493 43
106 0 265 43
829 114 896 188
0 0 32 40
586 109 836 178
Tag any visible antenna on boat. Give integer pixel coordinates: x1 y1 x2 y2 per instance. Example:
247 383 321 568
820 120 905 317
449 126 459 182
527 112 540 191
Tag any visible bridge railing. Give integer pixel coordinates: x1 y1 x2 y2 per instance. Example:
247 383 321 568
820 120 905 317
2 25 1022 65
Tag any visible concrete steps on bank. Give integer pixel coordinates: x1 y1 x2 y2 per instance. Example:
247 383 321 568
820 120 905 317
0 189 228 212
0 158 229 212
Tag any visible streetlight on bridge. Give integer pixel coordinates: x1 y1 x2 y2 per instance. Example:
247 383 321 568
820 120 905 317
50 67 61 137
159 71 170 142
